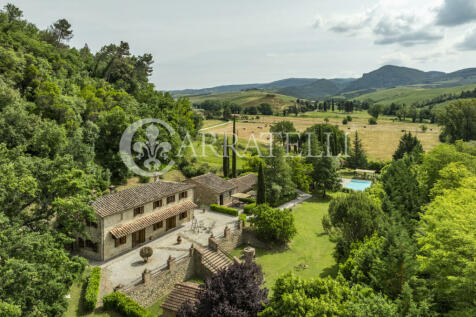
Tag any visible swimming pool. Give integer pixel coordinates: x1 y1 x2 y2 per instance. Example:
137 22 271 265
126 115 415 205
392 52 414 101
344 180 372 191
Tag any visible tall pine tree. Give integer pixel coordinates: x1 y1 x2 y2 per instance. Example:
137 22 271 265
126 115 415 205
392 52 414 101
393 132 423 161
347 131 367 169
257 162 266 204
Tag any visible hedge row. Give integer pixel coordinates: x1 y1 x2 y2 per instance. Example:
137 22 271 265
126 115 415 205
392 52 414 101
103 292 154 317
238 214 247 226
243 203 256 215
210 204 239 216
238 197 256 204
84 267 101 311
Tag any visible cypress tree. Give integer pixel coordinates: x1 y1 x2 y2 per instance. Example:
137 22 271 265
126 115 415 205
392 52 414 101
232 117 237 178
223 134 229 177
257 162 266 204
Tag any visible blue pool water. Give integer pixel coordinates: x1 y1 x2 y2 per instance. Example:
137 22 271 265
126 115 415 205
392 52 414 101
344 180 372 191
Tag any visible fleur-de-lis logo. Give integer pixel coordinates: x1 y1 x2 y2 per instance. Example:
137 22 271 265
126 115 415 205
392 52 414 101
133 124 172 170
120 119 175 177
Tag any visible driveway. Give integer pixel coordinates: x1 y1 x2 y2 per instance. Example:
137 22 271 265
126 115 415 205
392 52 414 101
278 190 312 209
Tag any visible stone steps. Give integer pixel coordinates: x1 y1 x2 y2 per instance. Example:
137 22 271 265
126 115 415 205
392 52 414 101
200 248 232 274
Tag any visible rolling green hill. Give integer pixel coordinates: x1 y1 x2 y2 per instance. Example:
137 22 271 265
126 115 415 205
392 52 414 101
276 79 340 99
352 84 476 105
188 90 297 112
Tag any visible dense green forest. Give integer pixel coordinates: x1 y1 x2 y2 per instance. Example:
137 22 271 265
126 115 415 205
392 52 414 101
0 4 200 315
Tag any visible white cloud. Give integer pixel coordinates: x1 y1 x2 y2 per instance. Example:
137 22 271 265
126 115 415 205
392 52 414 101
327 7 377 33
457 27 476 50
436 0 476 26
324 1 445 46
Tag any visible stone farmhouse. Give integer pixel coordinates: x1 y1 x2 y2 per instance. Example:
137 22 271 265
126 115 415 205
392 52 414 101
77 181 197 261
184 173 237 206
184 173 258 207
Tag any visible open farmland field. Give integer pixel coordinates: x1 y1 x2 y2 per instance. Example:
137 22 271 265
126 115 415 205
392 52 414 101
203 113 441 161
189 90 297 113
352 84 476 105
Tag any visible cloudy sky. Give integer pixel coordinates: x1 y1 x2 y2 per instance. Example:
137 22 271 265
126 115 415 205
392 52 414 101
4 0 476 90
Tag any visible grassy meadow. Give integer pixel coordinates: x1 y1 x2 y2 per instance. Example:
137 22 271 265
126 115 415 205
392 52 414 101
203 113 441 161
231 198 337 290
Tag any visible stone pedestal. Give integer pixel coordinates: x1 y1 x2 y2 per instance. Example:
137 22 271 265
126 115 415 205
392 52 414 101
208 234 218 251
167 255 176 270
142 269 151 284
243 247 255 263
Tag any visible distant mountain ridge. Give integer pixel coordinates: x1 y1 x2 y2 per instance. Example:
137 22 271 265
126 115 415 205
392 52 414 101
170 65 476 100
341 65 443 92
171 78 319 96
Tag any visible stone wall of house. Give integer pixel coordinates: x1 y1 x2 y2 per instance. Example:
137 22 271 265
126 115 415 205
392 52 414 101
183 180 219 206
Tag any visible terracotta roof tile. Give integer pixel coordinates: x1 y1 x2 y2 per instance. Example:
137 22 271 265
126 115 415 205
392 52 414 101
93 181 194 218
109 200 197 238
188 173 236 193
161 282 202 312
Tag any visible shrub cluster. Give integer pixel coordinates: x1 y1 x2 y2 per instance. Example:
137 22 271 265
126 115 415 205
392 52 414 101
180 163 214 178
367 160 387 172
103 292 154 317
238 197 256 204
250 204 296 244
210 204 239 216
84 267 101 311
243 202 256 214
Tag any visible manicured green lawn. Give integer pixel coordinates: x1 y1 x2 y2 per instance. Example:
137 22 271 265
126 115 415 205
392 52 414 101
231 197 337 289
65 270 121 317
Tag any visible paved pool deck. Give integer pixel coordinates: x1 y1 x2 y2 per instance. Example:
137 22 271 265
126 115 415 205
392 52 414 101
341 178 352 187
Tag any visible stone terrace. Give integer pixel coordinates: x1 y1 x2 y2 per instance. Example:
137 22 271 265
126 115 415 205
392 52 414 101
98 208 237 294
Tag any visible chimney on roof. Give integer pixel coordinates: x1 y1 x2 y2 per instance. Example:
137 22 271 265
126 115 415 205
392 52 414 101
109 185 116 193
